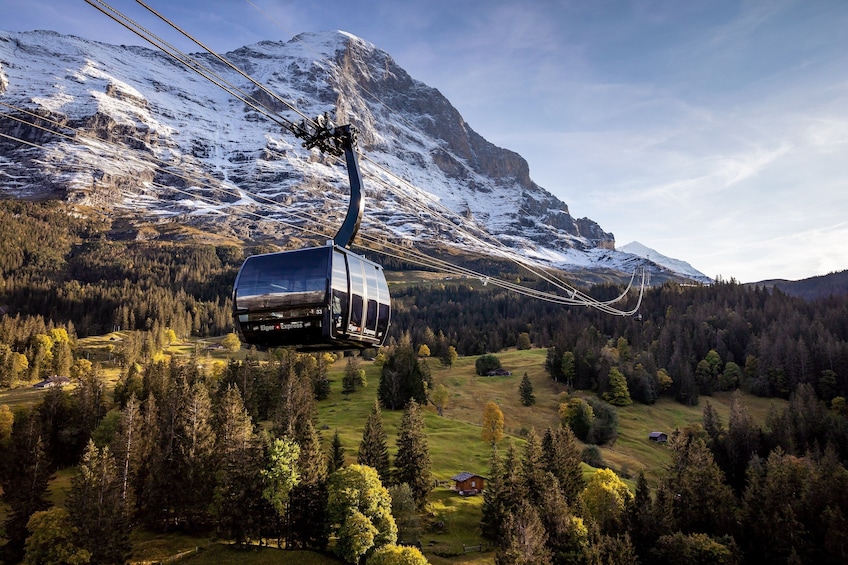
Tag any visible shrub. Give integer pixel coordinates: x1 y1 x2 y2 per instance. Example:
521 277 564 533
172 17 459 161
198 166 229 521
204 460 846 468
475 354 501 376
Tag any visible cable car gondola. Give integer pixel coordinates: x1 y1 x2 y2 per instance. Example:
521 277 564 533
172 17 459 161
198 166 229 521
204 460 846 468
233 243 390 350
233 121 391 351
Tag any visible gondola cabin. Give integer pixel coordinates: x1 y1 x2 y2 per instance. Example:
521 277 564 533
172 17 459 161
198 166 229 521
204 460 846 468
233 243 391 351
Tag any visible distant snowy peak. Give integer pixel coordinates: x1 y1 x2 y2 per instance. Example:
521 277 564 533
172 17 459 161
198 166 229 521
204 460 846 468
618 242 712 283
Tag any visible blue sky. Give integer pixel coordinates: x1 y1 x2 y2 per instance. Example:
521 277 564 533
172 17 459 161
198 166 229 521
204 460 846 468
3 0 848 282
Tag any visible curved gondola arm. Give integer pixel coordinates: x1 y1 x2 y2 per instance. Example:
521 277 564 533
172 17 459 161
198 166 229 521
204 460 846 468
334 125 364 248
295 115 363 248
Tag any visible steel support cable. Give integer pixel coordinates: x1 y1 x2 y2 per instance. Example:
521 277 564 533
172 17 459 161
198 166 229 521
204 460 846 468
0 111 642 312
92 0 636 310
0 105 337 241
84 0 304 138
237 0 627 305
135 0 317 130
358 154 643 309
66 2 643 312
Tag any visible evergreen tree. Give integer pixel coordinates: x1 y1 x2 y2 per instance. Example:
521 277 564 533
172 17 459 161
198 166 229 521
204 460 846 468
393 400 432 507
288 419 329 550
519 373 535 406
177 380 216 527
67 441 130 565
378 343 431 410
329 429 346 474
0 413 51 564
662 428 736 536
210 385 264 545
521 429 547 507
541 426 584 504
495 500 552 565
358 400 390 481
561 351 576 387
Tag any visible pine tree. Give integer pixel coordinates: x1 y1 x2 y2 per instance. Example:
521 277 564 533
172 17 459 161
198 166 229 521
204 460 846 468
519 373 535 406
358 400 390 481
393 400 432 507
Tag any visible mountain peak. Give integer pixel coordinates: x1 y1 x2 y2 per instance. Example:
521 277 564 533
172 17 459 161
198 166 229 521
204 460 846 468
618 241 712 283
0 28 708 282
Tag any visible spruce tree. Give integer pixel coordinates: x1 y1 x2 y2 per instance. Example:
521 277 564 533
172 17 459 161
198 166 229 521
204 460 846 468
288 419 329 550
210 385 264 545
0 413 51 564
519 373 535 406
541 426 584 504
358 400 390 481
393 400 432 507
67 441 131 565
521 429 546 507
495 500 552 565
329 429 345 474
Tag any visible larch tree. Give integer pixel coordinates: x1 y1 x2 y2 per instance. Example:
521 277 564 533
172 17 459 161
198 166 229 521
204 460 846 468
581 468 633 534
262 436 300 548
430 383 449 416
482 401 505 447
603 367 632 406
22 508 91 565
393 399 432 507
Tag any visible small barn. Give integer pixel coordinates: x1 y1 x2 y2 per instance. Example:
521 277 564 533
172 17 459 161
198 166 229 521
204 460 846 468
649 431 668 443
451 472 486 496
33 375 71 389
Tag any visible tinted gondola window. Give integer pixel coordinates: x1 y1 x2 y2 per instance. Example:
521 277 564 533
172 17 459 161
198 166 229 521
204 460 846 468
331 250 350 334
235 248 329 310
348 254 365 331
365 265 380 334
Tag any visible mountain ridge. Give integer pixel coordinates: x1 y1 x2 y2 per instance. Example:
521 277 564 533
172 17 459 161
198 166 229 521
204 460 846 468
1 28 700 284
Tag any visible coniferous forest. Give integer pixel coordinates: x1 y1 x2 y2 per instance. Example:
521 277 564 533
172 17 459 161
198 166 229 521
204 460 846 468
1 200 848 564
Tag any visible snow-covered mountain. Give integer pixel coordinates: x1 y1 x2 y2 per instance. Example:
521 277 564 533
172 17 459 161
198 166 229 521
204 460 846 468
618 241 712 284
0 28 703 283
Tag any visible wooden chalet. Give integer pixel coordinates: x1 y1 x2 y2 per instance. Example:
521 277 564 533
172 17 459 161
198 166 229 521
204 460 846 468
451 472 486 496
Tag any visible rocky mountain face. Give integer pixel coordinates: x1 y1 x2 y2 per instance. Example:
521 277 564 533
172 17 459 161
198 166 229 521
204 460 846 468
1 29 659 277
